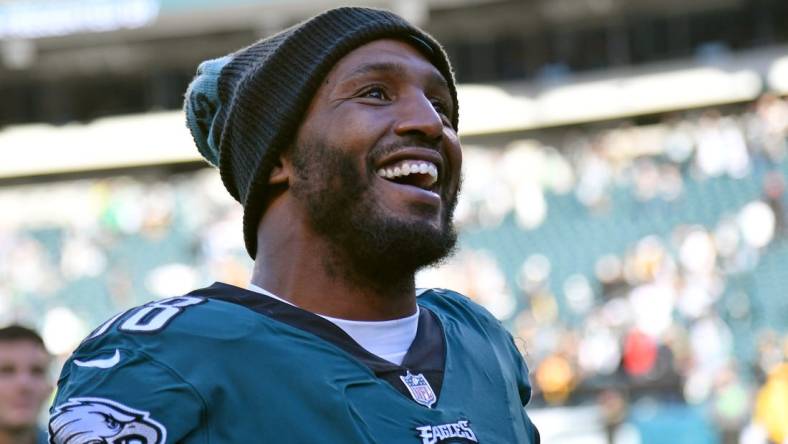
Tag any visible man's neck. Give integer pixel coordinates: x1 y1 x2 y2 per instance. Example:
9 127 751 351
250 268 417 321
0 427 37 444
252 235 417 321
252 193 420 320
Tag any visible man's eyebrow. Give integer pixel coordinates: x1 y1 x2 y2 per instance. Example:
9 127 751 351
344 61 407 79
342 61 450 90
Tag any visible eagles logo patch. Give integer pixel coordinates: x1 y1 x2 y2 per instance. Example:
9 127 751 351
49 397 166 444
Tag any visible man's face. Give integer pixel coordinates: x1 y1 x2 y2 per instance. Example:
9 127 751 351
0 341 51 431
289 39 462 280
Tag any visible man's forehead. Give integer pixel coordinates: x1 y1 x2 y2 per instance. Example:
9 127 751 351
0 340 49 358
330 39 448 86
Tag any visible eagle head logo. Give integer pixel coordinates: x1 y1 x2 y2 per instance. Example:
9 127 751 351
49 397 167 444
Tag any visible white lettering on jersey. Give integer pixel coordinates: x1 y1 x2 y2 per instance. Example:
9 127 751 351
50 397 167 444
120 296 205 333
415 419 478 444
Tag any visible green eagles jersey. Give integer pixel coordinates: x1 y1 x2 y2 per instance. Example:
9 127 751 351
49 282 540 443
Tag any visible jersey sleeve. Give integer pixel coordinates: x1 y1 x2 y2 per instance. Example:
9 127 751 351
49 345 205 444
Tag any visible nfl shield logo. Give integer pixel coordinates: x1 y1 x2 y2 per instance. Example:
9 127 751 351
399 371 437 408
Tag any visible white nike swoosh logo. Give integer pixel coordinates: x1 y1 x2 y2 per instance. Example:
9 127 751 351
74 349 121 369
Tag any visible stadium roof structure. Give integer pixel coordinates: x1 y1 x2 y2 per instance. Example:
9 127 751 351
0 112 196 179
2 45 785 180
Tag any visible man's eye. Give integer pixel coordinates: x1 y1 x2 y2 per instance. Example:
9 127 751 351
431 99 451 118
360 86 388 101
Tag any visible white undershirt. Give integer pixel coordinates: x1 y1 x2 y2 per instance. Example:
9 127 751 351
247 283 418 365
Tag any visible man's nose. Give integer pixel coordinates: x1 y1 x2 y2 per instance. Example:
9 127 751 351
393 93 444 143
14 371 38 391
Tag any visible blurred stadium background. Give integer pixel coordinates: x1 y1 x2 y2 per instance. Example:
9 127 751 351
1 0 787 442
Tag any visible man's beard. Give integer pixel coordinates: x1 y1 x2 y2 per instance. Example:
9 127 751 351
290 137 459 286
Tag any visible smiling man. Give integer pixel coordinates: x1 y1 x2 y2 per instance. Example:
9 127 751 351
49 7 540 443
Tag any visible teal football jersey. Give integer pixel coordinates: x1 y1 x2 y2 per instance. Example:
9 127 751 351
49 282 539 443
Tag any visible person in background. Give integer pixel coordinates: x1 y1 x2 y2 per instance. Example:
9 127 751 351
0 326 50 444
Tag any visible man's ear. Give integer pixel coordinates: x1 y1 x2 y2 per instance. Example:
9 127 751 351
268 151 293 185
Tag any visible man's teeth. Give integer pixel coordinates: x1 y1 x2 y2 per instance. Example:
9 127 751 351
376 161 439 185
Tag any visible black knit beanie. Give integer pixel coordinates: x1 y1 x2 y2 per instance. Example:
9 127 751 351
184 6 458 258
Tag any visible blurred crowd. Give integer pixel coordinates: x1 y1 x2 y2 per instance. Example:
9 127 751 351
0 169 251 354
0 94 786 442
420 94 788 443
